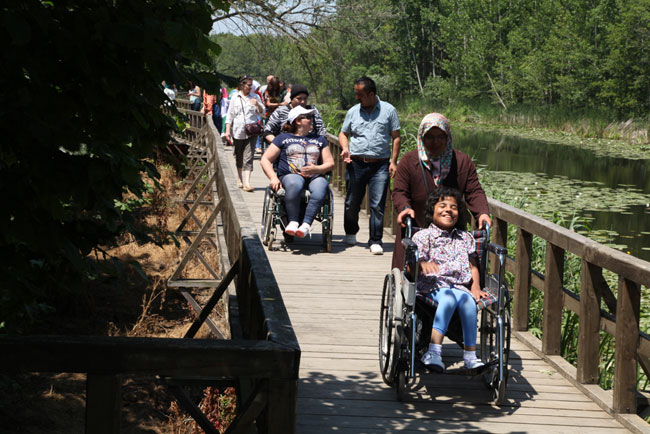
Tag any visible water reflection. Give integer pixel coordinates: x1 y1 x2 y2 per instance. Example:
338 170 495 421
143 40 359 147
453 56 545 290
454 129 650 261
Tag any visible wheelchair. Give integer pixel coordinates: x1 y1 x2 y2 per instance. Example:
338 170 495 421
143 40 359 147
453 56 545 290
260 181 334 252
379 218 511 403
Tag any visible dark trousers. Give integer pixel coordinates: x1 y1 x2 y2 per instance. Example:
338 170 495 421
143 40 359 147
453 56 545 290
344 160 390 245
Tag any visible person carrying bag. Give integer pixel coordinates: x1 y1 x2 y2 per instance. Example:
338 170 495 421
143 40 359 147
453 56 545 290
224 75 264 191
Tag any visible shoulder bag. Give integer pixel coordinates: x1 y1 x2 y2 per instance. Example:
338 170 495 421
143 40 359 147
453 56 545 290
240 95 262 137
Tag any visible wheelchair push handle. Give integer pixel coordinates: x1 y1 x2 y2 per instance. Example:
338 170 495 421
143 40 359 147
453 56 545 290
404 216 414 239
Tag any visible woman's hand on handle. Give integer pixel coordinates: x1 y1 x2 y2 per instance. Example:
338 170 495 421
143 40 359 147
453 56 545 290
478 213 492 229
397 208 415 227
269 177 282 192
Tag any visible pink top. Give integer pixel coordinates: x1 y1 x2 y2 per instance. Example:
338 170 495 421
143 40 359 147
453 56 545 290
412 224 476 294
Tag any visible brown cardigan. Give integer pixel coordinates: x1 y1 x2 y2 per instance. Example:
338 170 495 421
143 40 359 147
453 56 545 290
391 149 490 269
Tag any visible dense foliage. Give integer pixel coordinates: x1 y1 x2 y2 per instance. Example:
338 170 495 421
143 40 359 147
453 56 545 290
0 0 227 331
214 0 650 118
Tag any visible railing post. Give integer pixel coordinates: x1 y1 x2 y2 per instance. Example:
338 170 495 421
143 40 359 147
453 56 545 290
265 378 298 434
613 277 641 413
490 217 508 275
513 228 532 331
577 260 600 383
85 374 121 434
542 242 564 355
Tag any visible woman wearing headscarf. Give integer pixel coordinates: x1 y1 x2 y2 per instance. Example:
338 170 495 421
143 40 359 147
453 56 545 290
391 113 491 270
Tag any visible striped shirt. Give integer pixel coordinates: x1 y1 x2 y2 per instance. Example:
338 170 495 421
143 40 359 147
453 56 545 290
263 104 327 139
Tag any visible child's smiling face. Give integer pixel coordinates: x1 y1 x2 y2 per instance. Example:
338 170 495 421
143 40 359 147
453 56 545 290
433 196 459 230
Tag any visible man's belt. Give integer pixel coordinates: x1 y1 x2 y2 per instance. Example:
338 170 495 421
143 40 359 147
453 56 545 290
350 155 389 163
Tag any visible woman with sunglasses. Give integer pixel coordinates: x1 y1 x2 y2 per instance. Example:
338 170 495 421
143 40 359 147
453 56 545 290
224 75 264 191
260 105 334 239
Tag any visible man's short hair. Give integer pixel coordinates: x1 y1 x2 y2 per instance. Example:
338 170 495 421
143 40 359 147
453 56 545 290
354 76 376 95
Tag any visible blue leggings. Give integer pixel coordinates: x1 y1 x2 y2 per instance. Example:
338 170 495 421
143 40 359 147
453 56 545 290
427 287 478 347
280 174 329 225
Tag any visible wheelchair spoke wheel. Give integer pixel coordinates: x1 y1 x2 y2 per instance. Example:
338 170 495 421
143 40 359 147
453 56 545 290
261 188 271 245
263 208 274 249
379 273 399 386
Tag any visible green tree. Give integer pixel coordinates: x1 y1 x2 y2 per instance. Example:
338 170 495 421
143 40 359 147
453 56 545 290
0 0 227 331
601 0 650 115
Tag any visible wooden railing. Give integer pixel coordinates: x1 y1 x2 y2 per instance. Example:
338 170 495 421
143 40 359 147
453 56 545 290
326 133 650 431
0 104 300 434
488 199 650 430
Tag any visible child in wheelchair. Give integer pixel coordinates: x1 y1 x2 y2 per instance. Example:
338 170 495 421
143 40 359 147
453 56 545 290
412 186 489 372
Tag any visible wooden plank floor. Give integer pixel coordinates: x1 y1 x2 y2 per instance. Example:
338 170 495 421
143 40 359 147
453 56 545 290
224 147 629 433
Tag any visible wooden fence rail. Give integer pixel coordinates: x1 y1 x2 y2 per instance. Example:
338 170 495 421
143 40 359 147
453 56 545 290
0 103 301 434
326 132 650 429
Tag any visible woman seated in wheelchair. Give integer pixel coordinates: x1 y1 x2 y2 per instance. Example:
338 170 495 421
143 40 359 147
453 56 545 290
260 106 334 238
413 186 488 373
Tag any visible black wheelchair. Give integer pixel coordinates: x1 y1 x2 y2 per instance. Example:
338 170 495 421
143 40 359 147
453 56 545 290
379 218 511 403
260 182 334 252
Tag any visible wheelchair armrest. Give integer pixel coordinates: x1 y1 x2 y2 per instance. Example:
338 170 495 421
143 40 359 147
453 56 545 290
402 238 417 250
487 243 507 256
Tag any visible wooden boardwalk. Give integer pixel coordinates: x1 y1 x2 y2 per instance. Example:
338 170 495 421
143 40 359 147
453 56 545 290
224 147 630 433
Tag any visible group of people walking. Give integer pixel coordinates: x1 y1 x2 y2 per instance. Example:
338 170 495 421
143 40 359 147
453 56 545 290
259 75 492 372
172 74 493 372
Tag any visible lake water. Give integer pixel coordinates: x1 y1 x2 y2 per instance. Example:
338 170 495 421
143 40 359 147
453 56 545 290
453 129 650 262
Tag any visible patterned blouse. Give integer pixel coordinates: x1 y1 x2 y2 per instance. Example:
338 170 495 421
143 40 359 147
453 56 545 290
411 223 477 295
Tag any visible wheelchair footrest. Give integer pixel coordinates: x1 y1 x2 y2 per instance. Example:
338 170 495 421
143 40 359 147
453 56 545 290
441 359 498 377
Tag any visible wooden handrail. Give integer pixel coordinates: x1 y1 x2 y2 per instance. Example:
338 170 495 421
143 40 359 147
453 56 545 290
0 106 300 434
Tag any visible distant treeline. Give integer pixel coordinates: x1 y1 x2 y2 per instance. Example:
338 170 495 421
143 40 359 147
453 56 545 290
212 0 650 119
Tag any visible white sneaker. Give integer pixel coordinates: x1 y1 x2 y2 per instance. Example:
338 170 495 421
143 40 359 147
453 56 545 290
344 234 357 245
296 223 311 239
285 221 299 236
421 351 445 373
464 358 485 370
370 244 383 255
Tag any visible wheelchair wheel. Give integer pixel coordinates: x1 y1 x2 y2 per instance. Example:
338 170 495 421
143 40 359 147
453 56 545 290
322 222 332 252
267 228 276 251
321 190 333 252
396 369 408 402
261 188 271 245
261 189 275 248
379 273 399 386
480 303 511 405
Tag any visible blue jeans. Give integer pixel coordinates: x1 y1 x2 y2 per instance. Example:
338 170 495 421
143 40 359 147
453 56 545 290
281 174 329 225
212 104 222 134
344 160 389 245
425 287 478 347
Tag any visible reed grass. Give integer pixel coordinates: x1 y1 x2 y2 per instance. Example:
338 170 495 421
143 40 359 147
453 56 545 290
393 97 650 144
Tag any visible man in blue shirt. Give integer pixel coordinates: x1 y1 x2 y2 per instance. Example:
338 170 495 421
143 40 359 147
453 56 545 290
339 77 401 255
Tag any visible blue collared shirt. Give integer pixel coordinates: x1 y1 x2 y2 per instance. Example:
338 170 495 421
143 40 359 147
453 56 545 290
341 97 400 159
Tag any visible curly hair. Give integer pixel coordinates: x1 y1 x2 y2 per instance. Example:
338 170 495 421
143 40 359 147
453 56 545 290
424 186 468 230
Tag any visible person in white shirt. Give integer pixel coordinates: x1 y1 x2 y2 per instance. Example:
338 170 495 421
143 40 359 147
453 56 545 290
224 75 264 191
